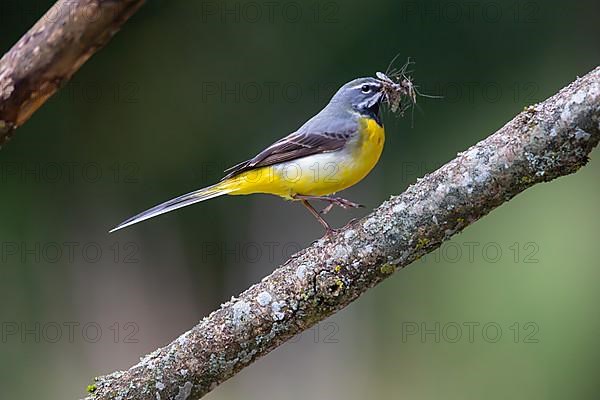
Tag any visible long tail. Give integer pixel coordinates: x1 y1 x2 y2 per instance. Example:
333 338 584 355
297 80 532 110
110 182 234 233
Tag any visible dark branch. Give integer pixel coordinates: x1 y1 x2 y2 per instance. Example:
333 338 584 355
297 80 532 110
86 67 600 400
0 0 145 147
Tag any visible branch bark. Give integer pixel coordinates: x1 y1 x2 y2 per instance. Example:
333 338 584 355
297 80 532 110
0 0 145 147
86 67 600 400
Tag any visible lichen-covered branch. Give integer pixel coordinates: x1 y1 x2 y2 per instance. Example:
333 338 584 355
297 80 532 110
0 0 145 147
86 67 600 400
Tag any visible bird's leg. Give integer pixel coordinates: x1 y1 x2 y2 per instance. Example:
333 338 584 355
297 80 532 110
298 199 336 234
294 195 364 214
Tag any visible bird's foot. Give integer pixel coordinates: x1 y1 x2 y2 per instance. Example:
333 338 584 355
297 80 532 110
342 217 360 229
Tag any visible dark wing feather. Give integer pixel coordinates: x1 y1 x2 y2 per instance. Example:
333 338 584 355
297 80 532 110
222 130 352 180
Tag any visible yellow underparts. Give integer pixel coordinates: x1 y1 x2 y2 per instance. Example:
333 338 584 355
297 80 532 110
221 117 385 199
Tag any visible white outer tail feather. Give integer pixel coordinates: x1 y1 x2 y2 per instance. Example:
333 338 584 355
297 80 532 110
109 184 232 233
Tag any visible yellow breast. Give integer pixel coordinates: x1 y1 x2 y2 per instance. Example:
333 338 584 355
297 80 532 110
350 117 386 182
227 117 385 198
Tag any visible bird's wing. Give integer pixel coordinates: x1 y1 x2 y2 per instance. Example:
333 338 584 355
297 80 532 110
222 129 354 179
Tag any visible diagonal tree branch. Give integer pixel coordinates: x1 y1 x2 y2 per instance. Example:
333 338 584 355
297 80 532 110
0 0 145 148
86 67 600 400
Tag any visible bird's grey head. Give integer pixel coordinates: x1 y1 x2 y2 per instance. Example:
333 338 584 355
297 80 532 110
329 77 385 117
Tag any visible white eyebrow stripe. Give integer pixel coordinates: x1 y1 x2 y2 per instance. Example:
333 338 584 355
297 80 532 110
349 82 379 90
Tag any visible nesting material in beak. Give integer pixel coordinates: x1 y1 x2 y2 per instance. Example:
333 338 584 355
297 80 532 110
376 71 417 114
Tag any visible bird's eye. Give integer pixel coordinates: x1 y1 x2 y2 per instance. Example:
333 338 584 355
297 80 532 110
361 85 371 93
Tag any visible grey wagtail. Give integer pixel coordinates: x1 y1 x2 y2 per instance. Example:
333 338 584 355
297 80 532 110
111 72 412 234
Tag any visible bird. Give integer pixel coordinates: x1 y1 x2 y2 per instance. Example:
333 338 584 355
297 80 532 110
111 73 404 234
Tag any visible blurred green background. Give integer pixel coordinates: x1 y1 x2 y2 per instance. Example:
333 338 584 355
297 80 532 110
1 0 599 399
